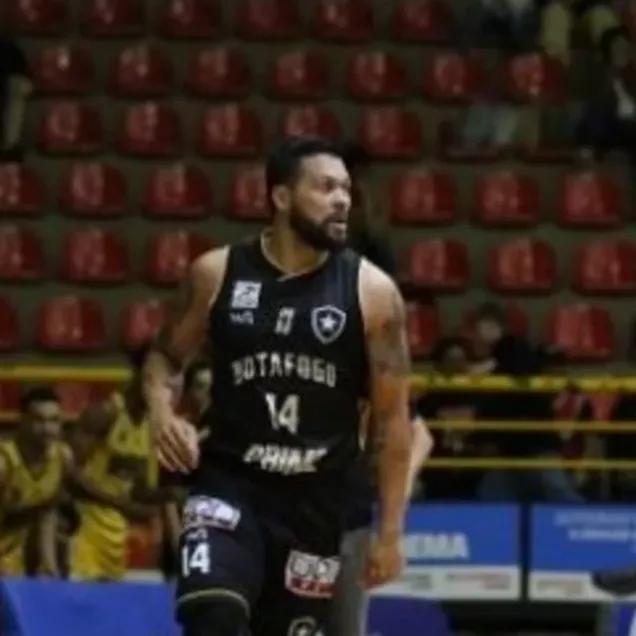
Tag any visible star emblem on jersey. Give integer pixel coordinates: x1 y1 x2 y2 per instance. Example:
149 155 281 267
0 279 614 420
311 306 346 345
231 281 262 309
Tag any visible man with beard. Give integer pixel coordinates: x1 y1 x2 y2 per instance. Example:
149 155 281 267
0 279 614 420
143 136 413 636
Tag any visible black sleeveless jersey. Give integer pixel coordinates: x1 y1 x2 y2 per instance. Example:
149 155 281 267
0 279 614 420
200 236 368 484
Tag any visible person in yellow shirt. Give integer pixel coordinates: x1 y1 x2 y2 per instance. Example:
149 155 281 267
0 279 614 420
69 347 162 581
0 386 71 577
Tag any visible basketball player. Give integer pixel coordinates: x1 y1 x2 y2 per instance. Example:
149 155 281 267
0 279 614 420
69 347 160 581
143 136 413 636
0 386 70 577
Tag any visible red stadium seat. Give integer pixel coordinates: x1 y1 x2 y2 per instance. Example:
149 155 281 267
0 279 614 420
347 51 408 101
37 296 106 351
474 171 540 227
0 298 19 350
236 0 300 39
158 0 220 38
6 0 67 35
0 381 21 411
82 0 144 37
406 302 440 359
122 300 166 350
32 45 94 95
422 51 483 102
61 229 129 284
392 0 452 43
270 51 330 100
186 48 250 98
55 382 110 417
59 163 127 218
313 0 374 42
229 165 269 221
401 240 469 291
505 53 566 103
146 232 214 285
359 108 423 159
37 102 102 155
546 304 614 362
0 164 43 216
110 44 173 98
0 225 43 281
557 172 622 228
487 239 556 294
117 103 181 157
574 240 636 295
390 169 456 225
197 105 262 158
144 164 213 219
280 106 341 140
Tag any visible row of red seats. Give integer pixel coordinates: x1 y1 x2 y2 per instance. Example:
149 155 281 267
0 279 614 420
0 295 616 361
31 45 563 104
2 225 635 294
0 163 624 228
401 239 636 294
0 227 213 285
7 0 452 42
28 100 595 159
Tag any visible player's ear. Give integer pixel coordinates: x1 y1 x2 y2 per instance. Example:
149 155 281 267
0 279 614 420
271 184 291 213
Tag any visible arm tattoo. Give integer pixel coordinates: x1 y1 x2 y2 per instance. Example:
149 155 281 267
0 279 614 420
369 289 411 377
153 274 195 369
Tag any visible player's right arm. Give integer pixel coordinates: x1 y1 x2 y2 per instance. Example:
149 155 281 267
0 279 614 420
143 248 227 473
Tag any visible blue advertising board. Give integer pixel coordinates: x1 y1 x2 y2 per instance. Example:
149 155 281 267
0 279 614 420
374 504 521 600
530 505 636 602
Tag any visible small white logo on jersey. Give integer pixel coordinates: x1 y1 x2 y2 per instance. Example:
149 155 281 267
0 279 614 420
230 310 254 325
231 281 261 309
311 306 346 345
275 307 296 335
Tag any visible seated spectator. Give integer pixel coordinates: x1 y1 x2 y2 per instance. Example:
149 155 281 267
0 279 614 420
416 337 485 500
0 36 31 161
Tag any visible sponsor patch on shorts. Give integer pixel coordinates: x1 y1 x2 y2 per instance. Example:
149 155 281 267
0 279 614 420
287 616 319 636
183 496 241 531
284 550 340 599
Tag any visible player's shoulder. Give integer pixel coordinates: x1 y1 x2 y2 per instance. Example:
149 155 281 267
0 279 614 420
191 246 231 278
358 257 405 329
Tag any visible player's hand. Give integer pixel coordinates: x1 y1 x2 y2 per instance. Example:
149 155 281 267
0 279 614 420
363 534 403 589
152 410 200 473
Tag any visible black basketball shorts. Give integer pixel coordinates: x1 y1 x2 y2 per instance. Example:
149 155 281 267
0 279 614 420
175 482 342 636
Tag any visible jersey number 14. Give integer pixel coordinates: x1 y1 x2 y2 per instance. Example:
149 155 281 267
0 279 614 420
264 393 299 435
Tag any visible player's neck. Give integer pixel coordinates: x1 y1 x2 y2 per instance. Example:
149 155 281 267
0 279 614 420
261 225 328 277
15 433 47 465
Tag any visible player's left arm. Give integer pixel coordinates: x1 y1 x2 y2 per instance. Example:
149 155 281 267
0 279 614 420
36 507 60 577
360 260 413 586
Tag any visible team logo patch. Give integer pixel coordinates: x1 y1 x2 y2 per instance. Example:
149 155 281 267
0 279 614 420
311 306 346 345
183 496 241 531
284 550 340 599
287 617 318 636
231 281 261 309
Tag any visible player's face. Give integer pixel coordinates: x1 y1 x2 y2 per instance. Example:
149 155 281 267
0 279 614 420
26 400 62 445
288 154 352 250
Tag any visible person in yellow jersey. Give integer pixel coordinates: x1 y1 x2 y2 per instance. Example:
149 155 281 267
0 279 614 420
69 346 164 581
0 386 71 577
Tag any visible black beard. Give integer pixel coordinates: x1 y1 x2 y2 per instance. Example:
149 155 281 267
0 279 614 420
289 208 344 251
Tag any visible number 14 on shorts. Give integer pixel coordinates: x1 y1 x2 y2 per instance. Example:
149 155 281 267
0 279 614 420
182 541 211 577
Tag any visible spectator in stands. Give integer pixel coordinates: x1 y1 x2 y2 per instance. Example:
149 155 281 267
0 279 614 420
0 35 31 161
416 337 485 500
471 304 583 502
0 387 71 577
69 346 165 581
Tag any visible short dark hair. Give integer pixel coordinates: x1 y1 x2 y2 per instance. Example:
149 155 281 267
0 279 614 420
20 386 59 413
431 337 471 364
475 302 506 327
126 343 152 371
266 136 347 210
